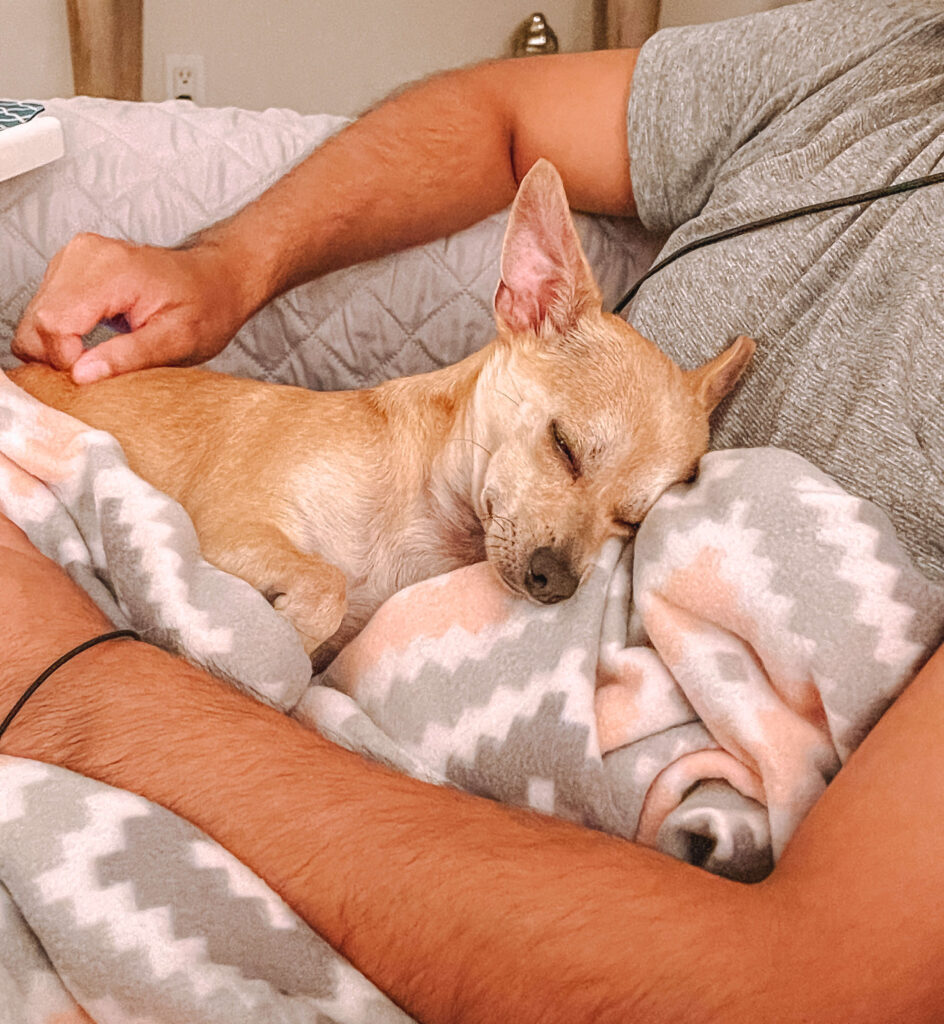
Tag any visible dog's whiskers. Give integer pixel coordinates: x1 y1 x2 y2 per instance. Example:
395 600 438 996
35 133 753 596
494 387 521 408
504 369 525 404
485 513 515 532
449 437 493 456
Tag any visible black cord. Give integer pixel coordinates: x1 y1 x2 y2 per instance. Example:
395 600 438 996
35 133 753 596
612 171 944 315
0 629 141 742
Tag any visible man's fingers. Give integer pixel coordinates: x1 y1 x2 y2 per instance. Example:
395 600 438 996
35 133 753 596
70 322 188 383
12 307 87 370
26 328 85 371
13 287 112 371
15 235 244 382
12 234 142 371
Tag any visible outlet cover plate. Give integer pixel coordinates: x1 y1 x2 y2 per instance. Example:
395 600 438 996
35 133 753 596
165 53 206 104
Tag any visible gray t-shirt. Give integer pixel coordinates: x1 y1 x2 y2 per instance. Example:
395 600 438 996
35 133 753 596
626 0 944 580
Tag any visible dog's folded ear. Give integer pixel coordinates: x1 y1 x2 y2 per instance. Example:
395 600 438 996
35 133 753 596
494 159 602 338
687 334 756 412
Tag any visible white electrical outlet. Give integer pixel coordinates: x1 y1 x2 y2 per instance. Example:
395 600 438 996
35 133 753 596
165 54 206 104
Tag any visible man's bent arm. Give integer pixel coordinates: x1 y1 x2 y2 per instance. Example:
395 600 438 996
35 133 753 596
2 520 943 1023
207 50 641 313
13 50 639 379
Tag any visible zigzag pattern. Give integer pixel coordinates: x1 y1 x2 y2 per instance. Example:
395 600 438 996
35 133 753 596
795 475 924 669
0 759 410 1023
2 439 942 1018
320 447 944 875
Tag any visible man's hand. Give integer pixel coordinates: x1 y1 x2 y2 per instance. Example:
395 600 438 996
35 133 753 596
12 234 251 383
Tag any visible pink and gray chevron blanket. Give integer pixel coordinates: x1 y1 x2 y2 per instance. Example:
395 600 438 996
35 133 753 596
1 364 943 1023
2 98 944 1023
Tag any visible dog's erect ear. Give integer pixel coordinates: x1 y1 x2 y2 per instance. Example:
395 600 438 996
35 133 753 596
687 335 756 412
494 159 601 337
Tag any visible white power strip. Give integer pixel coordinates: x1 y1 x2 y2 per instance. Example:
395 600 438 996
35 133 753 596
0 116 64 183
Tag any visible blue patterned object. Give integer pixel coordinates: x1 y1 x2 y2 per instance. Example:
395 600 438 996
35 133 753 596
0 100 44 131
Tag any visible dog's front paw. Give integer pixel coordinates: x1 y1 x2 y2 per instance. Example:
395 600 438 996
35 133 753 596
271 562 347 659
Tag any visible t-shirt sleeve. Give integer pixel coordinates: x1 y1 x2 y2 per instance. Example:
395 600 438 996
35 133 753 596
626 0 939 232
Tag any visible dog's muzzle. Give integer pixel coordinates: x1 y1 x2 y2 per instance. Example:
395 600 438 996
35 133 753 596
524 546 580 604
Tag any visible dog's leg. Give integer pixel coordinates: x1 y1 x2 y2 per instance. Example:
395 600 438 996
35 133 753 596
201 520 347 659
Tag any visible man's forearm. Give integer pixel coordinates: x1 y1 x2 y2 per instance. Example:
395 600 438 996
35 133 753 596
0 634 764 1024
194 50 639 322
4 606 942 1022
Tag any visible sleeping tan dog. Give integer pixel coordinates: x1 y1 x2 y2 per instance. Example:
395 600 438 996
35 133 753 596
11 160 754 669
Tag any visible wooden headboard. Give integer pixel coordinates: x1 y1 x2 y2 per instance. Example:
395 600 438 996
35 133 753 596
66 0 142 101
597 0 662 49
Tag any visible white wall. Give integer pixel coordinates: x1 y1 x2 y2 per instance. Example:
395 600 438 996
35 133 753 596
1 1 804 116
659 0 805 28
0 0 74 101
143 1 593 115
0 1 592 115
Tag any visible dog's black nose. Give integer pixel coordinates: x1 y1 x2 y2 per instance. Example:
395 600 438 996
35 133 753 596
525 546 580 603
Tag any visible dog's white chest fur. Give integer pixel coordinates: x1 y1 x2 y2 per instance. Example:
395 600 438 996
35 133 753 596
287 454 486 655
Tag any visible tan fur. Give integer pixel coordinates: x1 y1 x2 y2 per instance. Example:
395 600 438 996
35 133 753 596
9 161 754 669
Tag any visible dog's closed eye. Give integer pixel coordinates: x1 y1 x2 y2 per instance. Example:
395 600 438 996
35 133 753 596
550 420 580 478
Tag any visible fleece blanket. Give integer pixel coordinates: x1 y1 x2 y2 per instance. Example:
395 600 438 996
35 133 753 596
2 367 944 1022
